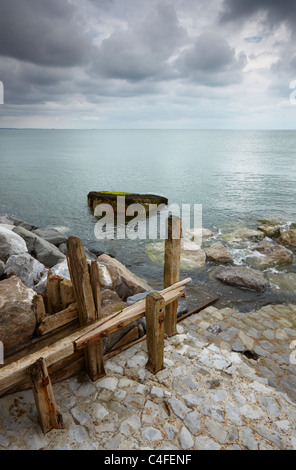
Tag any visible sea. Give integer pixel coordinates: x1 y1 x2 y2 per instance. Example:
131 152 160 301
0 129 295 311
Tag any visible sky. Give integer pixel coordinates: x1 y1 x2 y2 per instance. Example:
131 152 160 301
0 0 296 129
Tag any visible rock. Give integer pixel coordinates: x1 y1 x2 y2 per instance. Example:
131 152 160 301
205 242 234 264
4 254 46 288
0 276 37 352
0 224 15 231
278 230 296 247
126 290 158 306
32 228 68 247
100 289 141 353
146 240 206 270
0 260 5 279
222 228 265 244
0 227 28 263
250 241 294 266
13 226 65 268
33 259 70 294
258 225 281 238
9 217 36 231
215 266 268 292
58 243 68 255
185 228 215 244
101 289 127 316
97 254 150 298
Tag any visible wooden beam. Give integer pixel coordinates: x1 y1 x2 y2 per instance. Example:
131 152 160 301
164 216 182 337
33 294 46 324
29 358 64 434
60 280 75 310
89 261 102 313
67 237 104 381
146 293 165 375
47 274 63 314
37 303 78 336
75 282 188 350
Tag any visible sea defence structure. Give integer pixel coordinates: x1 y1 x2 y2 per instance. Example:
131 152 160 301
87 192 168 214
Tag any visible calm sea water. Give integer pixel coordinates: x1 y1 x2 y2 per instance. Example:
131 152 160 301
0 129 296 309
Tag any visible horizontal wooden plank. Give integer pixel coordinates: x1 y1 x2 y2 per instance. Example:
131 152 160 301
74 284 188 350
37 303 78 336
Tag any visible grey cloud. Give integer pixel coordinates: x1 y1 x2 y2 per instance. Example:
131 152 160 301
176 31 247 86
0 0 92 67
220 0 296 28
91 2 187 81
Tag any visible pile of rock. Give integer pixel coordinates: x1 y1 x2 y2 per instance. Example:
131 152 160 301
146 220 296 294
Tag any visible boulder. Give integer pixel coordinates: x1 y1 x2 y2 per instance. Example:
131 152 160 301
222 228 265 244
0 227 28 263
100 289 139 353
0 276 37 352
33 259 70 294
146 239 206 270
258 224 281 238
4 254 46 288
9 216 36 231
97 254 150 298
0 224 15 231
250 241 294 266
185 228 214 244
205 242 234 264
278 230 296 247
13 226 65 268
215 266 268 292
101 289 127 317
32 228 68 247
0 260 5 279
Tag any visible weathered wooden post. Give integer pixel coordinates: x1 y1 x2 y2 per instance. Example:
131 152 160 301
164 216 182 337
145 292 165 374
67 236 105 381
29 357 64 434
33 294 46 324
89 260 105 378
47 272 63 314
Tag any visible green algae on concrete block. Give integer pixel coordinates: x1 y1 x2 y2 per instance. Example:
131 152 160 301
87 191 168 214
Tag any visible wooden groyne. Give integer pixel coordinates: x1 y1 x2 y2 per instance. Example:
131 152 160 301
0 216 194 434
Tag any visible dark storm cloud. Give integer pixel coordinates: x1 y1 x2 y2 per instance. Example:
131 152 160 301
220 0 296 28
0 0 92 67
91 3 187 82
176 31 247 86
0 57 78 104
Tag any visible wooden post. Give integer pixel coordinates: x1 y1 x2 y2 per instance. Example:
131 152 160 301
60 280 75 310
29 357 64 434
146 293 165 375
89 260 105 379
164 216 182 337
67 237 105 381
47 273 63 314
33 294 46 324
